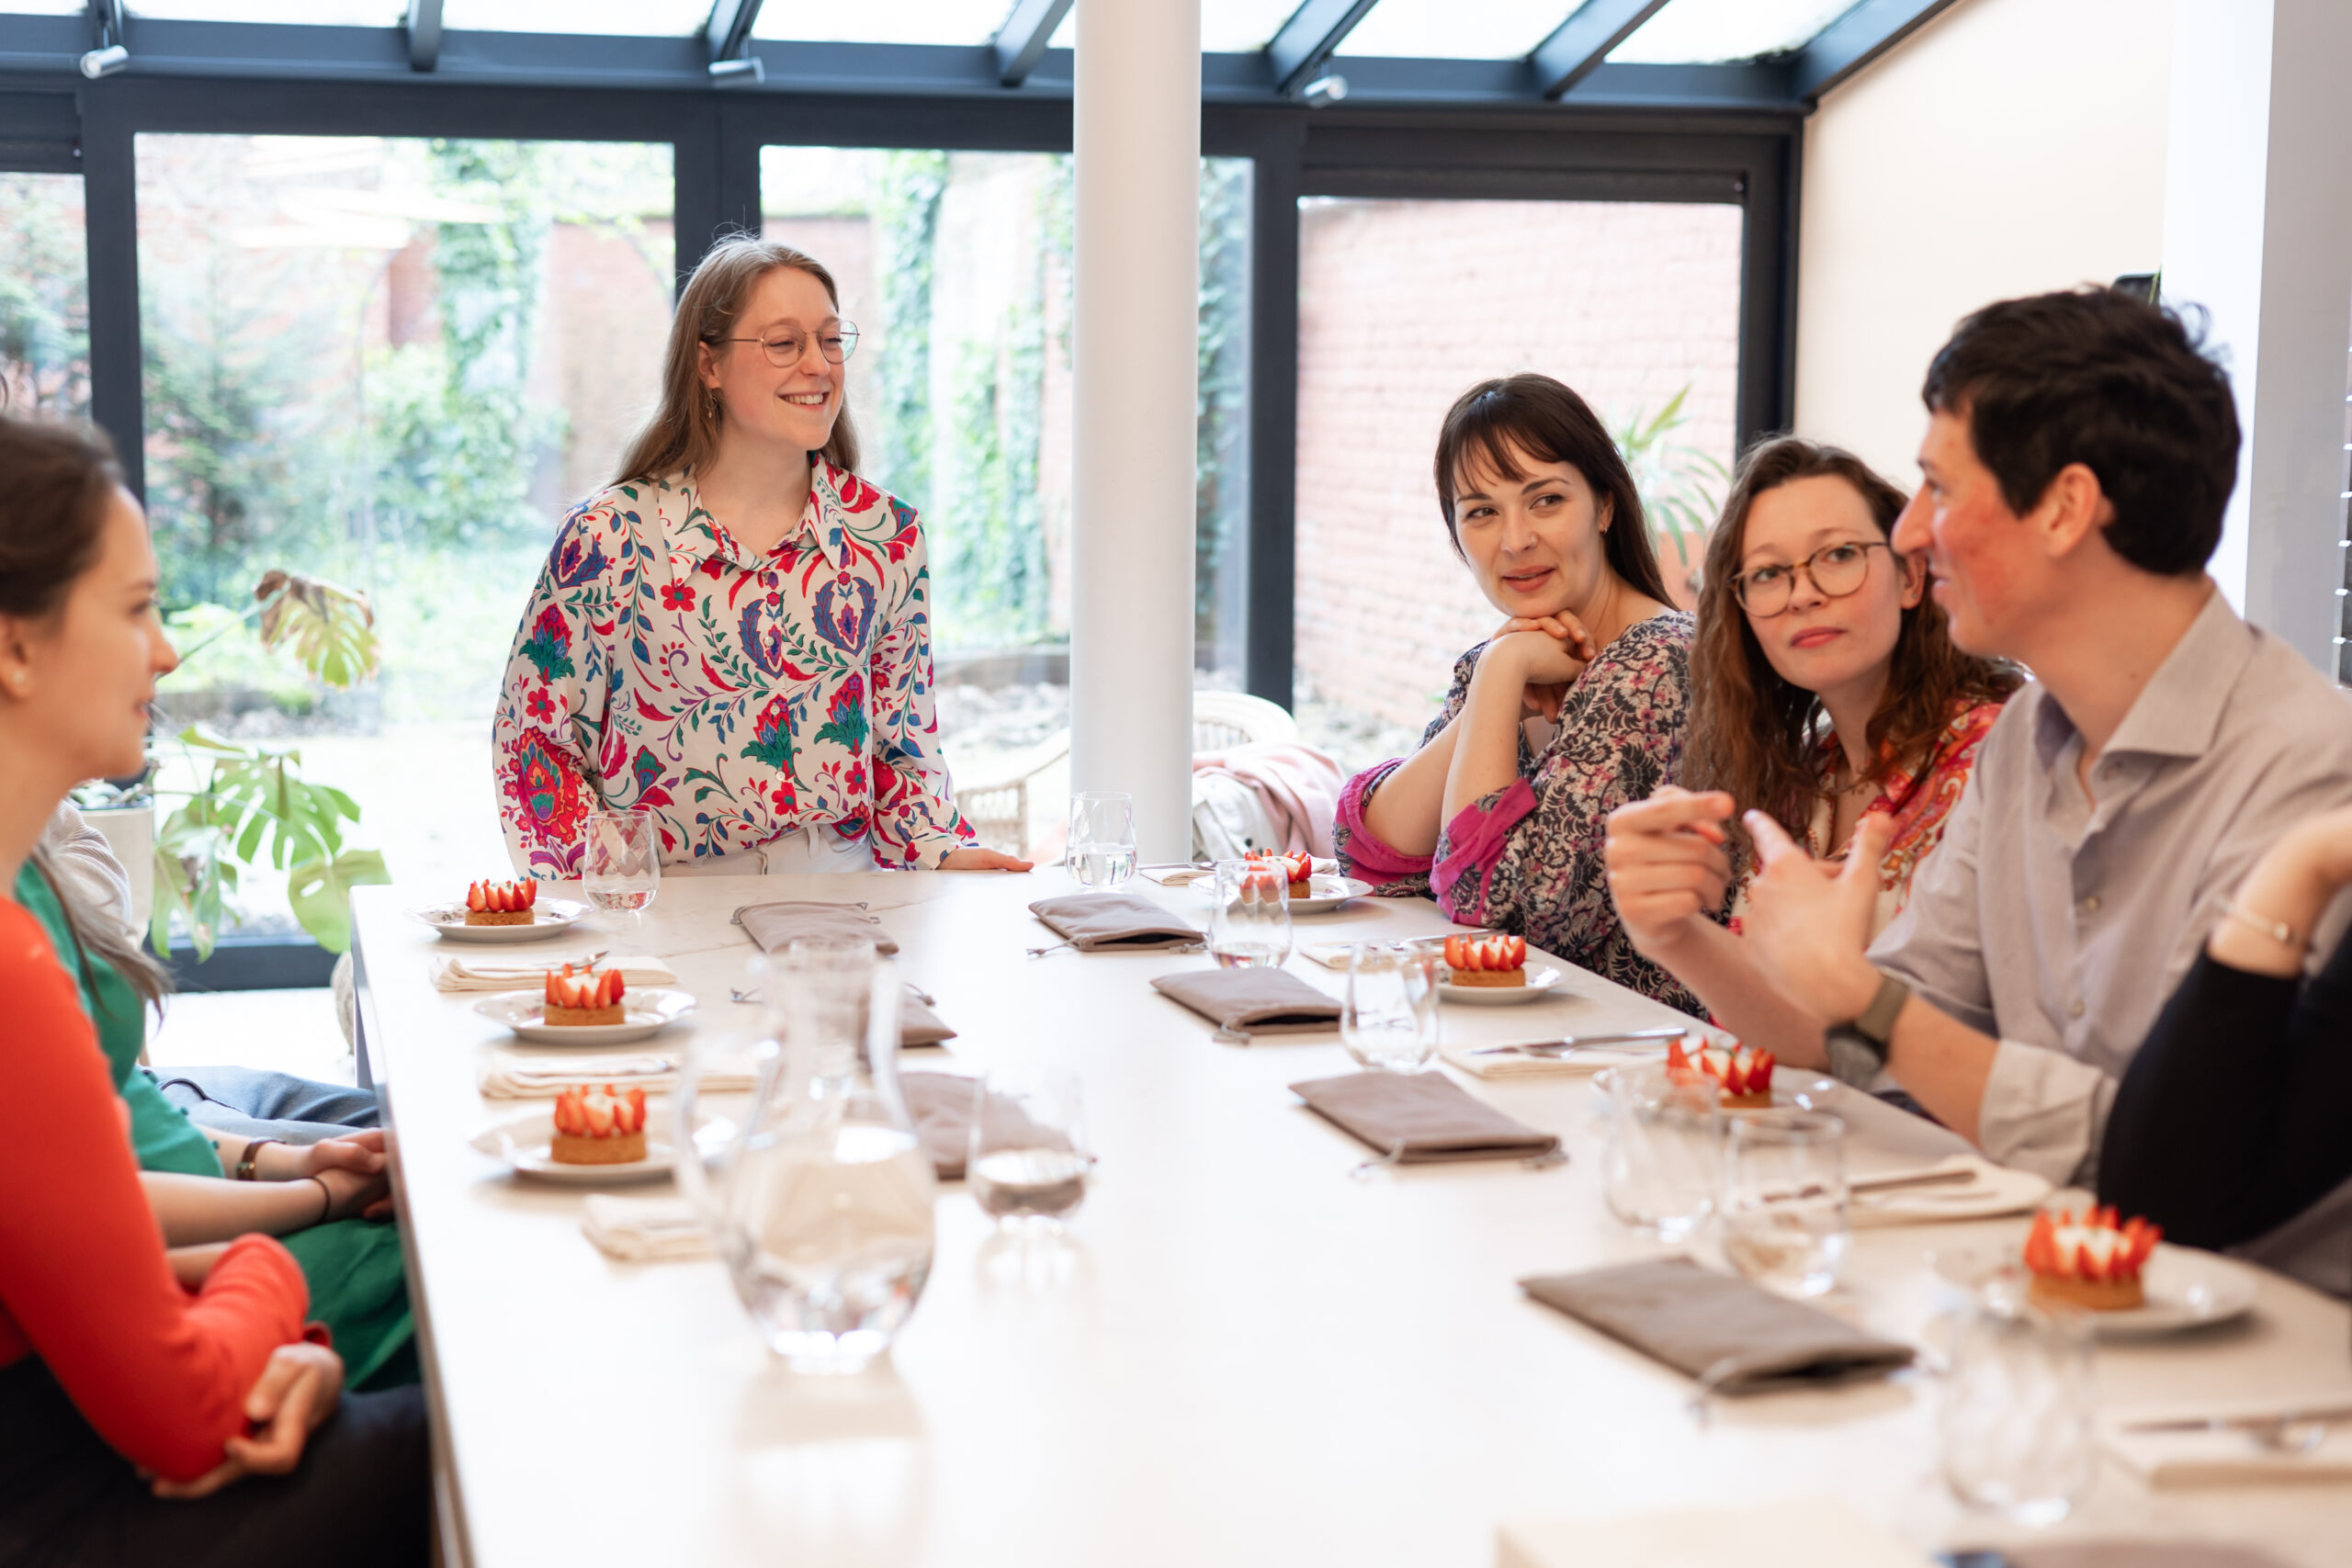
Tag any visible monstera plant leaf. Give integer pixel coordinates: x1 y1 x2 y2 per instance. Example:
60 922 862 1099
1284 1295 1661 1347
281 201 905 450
287 849 391 954
253 569 379 689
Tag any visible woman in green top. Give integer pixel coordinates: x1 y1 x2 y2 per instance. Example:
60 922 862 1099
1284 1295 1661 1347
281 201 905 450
17 849 418 1389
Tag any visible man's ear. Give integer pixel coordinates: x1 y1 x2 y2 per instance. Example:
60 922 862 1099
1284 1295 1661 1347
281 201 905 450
0 614 36 702
2032 462 2114 562
1895 548 1928 611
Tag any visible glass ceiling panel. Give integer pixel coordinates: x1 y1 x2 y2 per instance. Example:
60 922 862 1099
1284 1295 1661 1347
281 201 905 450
1336 0 1571 59
1049 0 1321 54
1608 0 1859 64
126 0 404 19
439 0 709 35
753 0 999 45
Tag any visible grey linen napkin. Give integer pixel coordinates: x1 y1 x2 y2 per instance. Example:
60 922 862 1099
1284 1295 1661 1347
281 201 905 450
1517 1258 1914 1394
734 900 899 956
1027 892 1201 952
1152 969 1340 1035
1288 1072 1560 1163
899 1072 1066 1179
899 989 956 1047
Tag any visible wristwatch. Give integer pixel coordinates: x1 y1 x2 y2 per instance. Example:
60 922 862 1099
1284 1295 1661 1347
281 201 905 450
1825 973 1909 1087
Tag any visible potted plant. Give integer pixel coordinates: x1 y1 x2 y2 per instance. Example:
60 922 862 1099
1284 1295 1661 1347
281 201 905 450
75 569 391 961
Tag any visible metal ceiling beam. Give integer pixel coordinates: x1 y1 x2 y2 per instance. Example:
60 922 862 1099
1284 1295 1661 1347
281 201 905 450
404 0 440 73
704 0 762 62
1532 0 1670 99
993 0 1072 87
1789 0 1960 102
1266 0 1378 96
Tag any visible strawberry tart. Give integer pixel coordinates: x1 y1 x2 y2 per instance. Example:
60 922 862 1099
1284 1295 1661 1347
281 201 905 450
1666 1033 1777 1110
1443 933 1528 987
464 879 538 927
1246 851 1316 893
550 1083 649 1166
545 962 626 1028
2023 1206 2161 1312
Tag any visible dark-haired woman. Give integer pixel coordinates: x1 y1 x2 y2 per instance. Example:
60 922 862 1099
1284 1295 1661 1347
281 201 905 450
1331 373 1698 1010
493 236 1025 876
0 412 425 1562
1602 436 2018 1021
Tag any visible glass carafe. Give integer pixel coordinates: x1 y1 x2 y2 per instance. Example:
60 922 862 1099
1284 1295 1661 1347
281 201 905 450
675 935 937 1373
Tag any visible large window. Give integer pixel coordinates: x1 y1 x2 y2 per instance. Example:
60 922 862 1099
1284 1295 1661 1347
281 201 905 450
761 146 1253 784
1291 196 1743 772
137 134 673 926
0 171 89 420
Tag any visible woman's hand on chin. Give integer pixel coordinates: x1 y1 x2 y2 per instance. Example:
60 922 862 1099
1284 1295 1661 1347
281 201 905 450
939 847 1034 873
1491 612 1596 662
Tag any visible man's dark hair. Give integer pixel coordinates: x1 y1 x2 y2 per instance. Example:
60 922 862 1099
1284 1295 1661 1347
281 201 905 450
1922 288 2240 576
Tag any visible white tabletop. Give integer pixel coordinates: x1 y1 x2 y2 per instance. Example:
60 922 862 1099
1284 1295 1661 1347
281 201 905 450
351 873 2352 1568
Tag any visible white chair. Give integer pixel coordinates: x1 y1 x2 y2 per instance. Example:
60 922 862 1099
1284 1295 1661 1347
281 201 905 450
950 729 1071 860
1192 691 1296 754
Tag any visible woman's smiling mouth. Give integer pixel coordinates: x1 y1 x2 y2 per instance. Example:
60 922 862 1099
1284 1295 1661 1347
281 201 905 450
1788 626 1843 649
1500 566 1555 593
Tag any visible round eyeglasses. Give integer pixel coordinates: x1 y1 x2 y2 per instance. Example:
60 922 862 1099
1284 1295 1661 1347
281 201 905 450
721 321 860 368
1730 539 1894 616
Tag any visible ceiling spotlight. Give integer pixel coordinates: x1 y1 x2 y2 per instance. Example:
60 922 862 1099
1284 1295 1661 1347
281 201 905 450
708 55 764 85
79 43 129 78
1301 73 1348 107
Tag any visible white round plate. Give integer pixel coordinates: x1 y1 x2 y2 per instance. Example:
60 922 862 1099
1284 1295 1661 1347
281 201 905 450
1849 1157 2052 1227
1438 964 1565 1005
1288 875 1374 915
1931 1240 2260 1337
473 988 696 1044
408 897 590 943
1722 1068 1842 1113
469 1109 735 1186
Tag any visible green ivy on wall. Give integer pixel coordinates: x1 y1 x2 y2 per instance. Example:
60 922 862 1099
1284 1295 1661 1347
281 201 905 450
869 150 946 515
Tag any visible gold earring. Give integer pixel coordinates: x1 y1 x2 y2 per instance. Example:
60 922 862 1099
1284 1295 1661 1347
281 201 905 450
706 386 721 419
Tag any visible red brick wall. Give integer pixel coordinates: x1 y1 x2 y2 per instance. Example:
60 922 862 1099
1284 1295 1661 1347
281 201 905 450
1294 198 1743 731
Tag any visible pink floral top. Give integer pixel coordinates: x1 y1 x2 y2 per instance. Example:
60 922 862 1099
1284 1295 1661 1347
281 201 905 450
1333 614 1702 1015
492 461 974 874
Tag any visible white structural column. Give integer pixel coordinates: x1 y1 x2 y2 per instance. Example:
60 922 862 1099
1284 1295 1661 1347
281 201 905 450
1069 0 1202 861
2162 0 2352 673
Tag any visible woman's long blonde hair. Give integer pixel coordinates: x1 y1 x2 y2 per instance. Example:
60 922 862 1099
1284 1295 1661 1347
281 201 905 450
615 236 860 487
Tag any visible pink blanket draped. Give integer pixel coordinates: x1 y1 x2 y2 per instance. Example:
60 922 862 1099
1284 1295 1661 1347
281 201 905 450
1192 741 1347 858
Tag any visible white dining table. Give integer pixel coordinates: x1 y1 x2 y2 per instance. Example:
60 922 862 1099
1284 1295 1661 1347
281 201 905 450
350 872 2352 1568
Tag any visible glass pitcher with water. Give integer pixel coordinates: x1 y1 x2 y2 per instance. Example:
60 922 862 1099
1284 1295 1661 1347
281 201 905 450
674 935 937 1373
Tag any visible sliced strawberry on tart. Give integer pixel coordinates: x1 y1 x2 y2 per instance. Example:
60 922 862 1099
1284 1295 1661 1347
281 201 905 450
1666 1033 1777 1109
2023 1206 2161 1312
544 962 626 1027
1442 933 1528 987
549 1083 649 1166
463 878 539 927
1245 850 1317 892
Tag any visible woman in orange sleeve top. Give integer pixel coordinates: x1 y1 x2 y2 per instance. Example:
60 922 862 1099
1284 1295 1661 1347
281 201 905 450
0 413 426 1564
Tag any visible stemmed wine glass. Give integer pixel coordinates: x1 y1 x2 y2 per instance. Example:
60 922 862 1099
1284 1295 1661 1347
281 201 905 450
582 808 660 942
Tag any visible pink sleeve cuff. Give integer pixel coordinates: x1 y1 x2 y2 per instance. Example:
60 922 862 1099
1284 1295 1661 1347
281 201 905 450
1334 761 1432 880
1431 777 1538 918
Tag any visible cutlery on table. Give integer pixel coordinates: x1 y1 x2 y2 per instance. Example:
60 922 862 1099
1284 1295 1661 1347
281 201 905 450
1468 1027 1687 1057
2122 1404 2352 1452
1763 1166 1981 1205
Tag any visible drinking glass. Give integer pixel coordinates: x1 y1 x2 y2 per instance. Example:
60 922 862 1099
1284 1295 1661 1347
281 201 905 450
1717 1110 1850 1297
1065 792 1136 888
582 807 660 939
1939 1298 2098 1525
1207 857 1293 968
967 1065 1092 1229
1593 1062 1721 1244
1340 945 1440 1072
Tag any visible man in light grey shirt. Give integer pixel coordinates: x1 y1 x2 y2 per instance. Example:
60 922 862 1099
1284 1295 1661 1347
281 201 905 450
1607 290 2352 1289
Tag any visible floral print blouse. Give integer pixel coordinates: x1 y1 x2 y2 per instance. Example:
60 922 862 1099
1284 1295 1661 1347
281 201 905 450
493 461 974 875
1334 614 1702 1015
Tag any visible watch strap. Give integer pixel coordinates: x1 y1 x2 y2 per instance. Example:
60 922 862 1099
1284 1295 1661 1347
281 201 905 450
1851 971 1910 1046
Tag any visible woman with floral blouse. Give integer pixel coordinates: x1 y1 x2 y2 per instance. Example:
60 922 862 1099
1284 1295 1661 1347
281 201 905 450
493 238 1027 875
1331 373 1700 1012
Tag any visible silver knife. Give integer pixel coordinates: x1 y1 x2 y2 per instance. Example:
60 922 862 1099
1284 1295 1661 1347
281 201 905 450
1469 1027 1687 1056
2122 1403 2352 1435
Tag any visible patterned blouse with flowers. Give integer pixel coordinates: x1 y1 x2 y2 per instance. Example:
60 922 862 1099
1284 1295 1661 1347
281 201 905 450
493 461 975 874
1333 614 1703 1016
1727 698 2007 939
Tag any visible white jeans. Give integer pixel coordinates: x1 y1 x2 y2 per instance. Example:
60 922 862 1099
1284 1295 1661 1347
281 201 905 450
662 827 877 877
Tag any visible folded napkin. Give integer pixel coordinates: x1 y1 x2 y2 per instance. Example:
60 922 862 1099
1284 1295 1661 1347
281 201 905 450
902 1071 989 1179
1439 1040 1667 1080
1152 968 1340 1036
1138 863 1213 886
479 1050 758 1099
431 953 678 993
1290 1071 1559 1163
734 900 899 956
1519 1258 1913 1394
1028 891 1202 952
582 1195 710 1262
1299 936 1453 971
2104 1396 2352 1489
